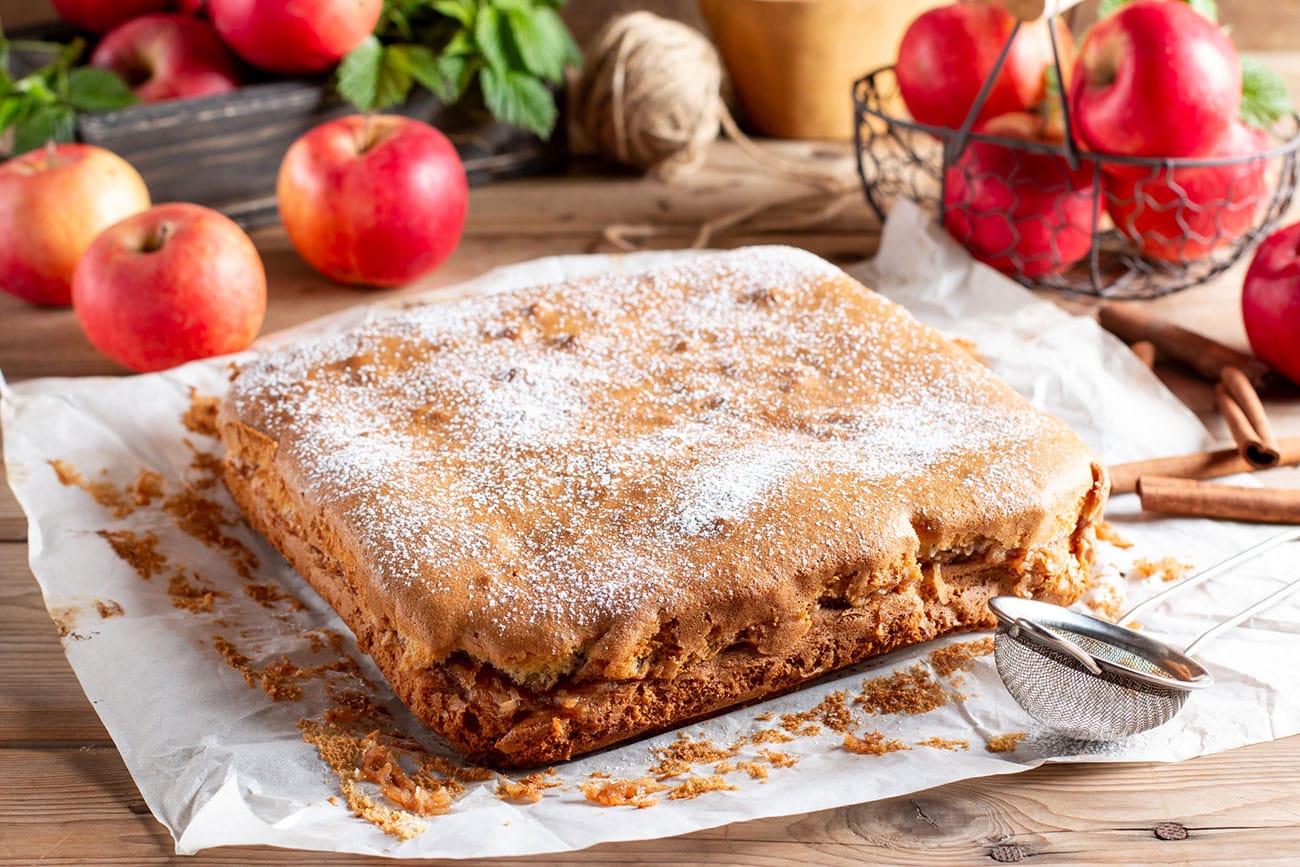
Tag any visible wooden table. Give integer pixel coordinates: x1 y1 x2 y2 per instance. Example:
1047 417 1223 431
4 139 1300 865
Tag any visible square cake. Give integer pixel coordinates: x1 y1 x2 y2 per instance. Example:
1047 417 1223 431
218 246 1107 768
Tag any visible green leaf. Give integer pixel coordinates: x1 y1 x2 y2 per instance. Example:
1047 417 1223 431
0 95 29 130
403 43 455 101
504 5 571 80
337 35 412 111
474 5 509 72
12 103 75 154
480 64 557 138
1240 56 1293 129
66 66 135 112
432 0 476 27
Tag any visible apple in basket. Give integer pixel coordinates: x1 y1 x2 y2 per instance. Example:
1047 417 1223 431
1241 221 1300 386
942 112 1095 279
0 143 151 306
1070 0 1240 164
895 2 1072 131
72 203 267 372
207 0 383 75
277 114 468 287
1105 121 1271 263
49 0 171 34
91 14 242 102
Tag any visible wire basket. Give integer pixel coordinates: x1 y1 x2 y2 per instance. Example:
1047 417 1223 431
853 65 1300 299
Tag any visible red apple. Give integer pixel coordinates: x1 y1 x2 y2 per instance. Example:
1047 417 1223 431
1242 221 1300 386
896 3 1072 131
91 14 242 103
72 203 266 372
277 114 468 287
1106 121 1271 262
49 0 171 34
1070 0 1240 163
206 0 382 75
943 112 1096 279
0 144 151 307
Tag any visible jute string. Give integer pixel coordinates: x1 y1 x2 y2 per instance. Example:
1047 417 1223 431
571 12 859 251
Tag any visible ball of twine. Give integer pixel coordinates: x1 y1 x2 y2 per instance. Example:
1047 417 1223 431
573 12 723 178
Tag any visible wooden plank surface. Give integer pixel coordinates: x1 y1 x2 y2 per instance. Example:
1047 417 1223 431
5 135 1300 864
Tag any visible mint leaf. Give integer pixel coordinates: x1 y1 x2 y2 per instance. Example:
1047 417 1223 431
13 103 74 154
66 66 135 112
337 35 412 111
433 0 476 27
503 6 575 81
474 5 509 72
404 44 454 101
1241 56 1293 129
480 65 556 138
0 95 28 130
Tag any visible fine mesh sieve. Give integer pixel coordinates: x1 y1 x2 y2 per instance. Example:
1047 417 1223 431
988 527 1300 740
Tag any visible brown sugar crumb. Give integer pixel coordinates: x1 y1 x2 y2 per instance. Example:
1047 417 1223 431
753 711 774 721
986 731 1028 753
168 569 227 614
588 770 612 779
649 732 740 780
495 773 562 804
162 487 259 579
926 638 995 679
777 706 822 737
917 736 969 751
244 582 305 610
843 731 911 756
97 529 168 580
182 389 221 437
1096 520 1135 550
667 775 736 800
714 761 736 775
735 761 769 782
50 460 130 517
94 599 124 619
757 749 800 768
1130 556 1194 583
748 728 795 745
855 664 951 715
579 777 667 809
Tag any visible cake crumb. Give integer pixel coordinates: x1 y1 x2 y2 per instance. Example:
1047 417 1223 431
986 732 1028 753
668 775 736 800
756 749 800 768
495 773 561 804
1095 520 1134 549
588 770 611 779
736 761 769 781
748 728 795 745
50 460 131 517
917 736 969 751
1130 556 1194 583
713 761 735 775
94 599 124 619
163 488 260 580
926 638 994 679
169 569 227 614
855 664 950 715
182 389 221 437
97 529 168 580
579 777 667 809
753 711 774 721
843 730 911 756
244 582 305 610
649 733 740 780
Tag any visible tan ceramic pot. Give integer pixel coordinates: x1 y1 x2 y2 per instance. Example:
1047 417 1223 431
698 0 941 140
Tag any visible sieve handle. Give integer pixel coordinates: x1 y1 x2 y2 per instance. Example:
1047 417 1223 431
1120 527 1300 624
1184 569 1300 657
1002 0 1086 21
1011 617 1104 675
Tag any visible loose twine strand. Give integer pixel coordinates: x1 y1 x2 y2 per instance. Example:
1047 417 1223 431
571 12 859 251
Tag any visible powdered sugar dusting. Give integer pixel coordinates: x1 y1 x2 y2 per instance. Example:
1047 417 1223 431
227 247 1088 675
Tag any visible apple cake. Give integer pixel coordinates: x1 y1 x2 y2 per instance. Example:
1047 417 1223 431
217 246 1107 768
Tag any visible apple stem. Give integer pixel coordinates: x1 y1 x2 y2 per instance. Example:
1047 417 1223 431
360 111 375 154
142 222 173 254
44 137 56 169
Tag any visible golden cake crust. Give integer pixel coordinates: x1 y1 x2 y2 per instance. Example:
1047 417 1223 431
218 246 1107 767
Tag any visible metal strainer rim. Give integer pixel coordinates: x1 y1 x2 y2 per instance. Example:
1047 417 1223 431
987 596 1214 694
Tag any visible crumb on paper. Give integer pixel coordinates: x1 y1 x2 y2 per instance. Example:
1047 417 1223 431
49 460 130 517
855 664 951 715
916 736 969 751
1095 520 1135 550
1130 556 1194 583
649 732 740 780
168 569 227 614
182 389 221 437
747 727 795 745
667 775 736 800
93 599 124 619
244 582 306 610
843 731 911 756
495 773 562 804
735 761 768 781
588 770 611 779
162 488 259 580
756 749 799 769
184 440 224 489
926 638 995 679
97 529 168 580
986 732 1027 753
579 777 667 809
753 711 774 721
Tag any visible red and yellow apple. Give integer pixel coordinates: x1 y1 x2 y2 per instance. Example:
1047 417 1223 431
72 203 266 372
896 3 1072 131
206 0 382 75
91 14 242 103
277 114 468 287
1242 221 1300 386
49 0 171 34
0 144 151 307
943 112 1096 278
1070 0 1240 163
1106 121 1270 262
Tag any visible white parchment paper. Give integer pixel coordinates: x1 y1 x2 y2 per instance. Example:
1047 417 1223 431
4 201 1298 858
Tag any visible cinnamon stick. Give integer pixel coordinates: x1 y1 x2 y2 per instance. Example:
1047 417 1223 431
1130 339 1157 369
1219 365 1280 466
1108 437 1300 494
1136 475 1300 524
1098 301 1272 387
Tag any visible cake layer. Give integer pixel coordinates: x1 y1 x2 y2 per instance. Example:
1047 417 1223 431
219 246 1108 766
